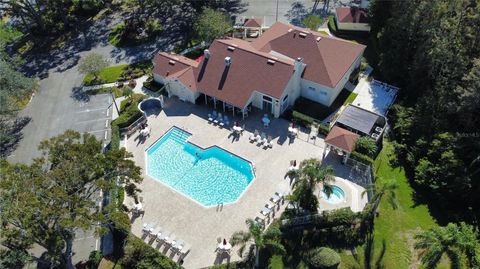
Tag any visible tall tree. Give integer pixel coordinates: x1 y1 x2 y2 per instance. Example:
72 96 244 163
414 223 480 269
78 53 109 82
303 15 323 31
231 219 285 268
193 7 232 44
0 130 142 268
370 0 480 222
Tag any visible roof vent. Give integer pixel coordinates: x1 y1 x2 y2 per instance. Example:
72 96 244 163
316 36 322 42
231 43 238 47
224 56 231 66
288 28 293 32
227 46 236 51
267 59 276 65
299 32 307 38
204 49 210 59
168 60 176 65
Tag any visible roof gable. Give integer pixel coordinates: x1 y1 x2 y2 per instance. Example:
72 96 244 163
325 126 360 152
252 22 365 88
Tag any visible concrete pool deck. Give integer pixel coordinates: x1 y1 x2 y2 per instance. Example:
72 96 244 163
125 97 366 268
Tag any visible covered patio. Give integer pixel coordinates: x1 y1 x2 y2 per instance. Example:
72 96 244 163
323 126 360 163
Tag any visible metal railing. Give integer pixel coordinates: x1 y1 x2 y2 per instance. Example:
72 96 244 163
119 115 147 137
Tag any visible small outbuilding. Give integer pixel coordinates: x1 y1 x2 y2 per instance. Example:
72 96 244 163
335 7 370 32
324 126 360 163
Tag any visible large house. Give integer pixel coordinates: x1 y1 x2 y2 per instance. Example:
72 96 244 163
153 22 365 118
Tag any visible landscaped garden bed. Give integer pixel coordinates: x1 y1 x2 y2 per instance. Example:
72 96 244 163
143 76 165 93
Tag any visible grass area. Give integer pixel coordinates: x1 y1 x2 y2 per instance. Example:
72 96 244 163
339 142 448 269
84 64 128 85
343 91 358 106
83 60 153 86
0 21 23 42
292 88 351 121
318 30 329 36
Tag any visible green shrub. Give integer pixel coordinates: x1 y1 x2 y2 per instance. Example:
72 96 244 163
318 124 330 136
306 247 340 269
323 208 358 226
111 122 120 149
121 235 180 269
327 16 338 33
117 186 125 208
268 255 284 269
87 250 102 269
292 111 318 128
350 151 374 166
115 94 146 129
86 86 125 98
354 136 378 158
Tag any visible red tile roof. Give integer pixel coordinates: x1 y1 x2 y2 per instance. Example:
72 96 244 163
193 38 295 108
324 126 360 153
153 52 199 78
244 18 263 28
336 7 370 24
252 22 365 88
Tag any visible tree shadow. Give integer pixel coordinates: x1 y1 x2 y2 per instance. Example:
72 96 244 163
285 2 309 26
71 87 90 103
0 116 32 158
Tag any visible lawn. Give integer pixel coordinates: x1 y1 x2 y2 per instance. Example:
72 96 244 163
84 64 128 85
318 30 329 36
339 142 448 269
343 91 358 106
83 61 153 86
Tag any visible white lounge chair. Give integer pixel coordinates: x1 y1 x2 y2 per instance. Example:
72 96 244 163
267 135 274 148
178 244 191 259
142 223 155 235
214 113 222 124
249 130 259 142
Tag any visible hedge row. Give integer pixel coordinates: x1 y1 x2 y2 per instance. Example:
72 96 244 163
292 110 319 128
350 151 374 166
317 124 330 136
111 121 120 149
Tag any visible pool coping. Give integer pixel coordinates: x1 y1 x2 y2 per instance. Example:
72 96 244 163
144 125 257 208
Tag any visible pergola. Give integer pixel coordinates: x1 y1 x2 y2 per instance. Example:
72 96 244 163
323 126 360 163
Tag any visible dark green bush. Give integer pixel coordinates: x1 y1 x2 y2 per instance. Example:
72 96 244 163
268 255 284 269
116 94 146 129
111 121 120 149
121 235 181 269
318 124 330 136
350 151 374 166
306 247 340 269
292 110 318 128
87 250 102 269
322 208 358 226
354 136 378 158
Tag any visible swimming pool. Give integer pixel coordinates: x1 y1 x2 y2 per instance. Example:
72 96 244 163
322 185 345 204
146 127 255 207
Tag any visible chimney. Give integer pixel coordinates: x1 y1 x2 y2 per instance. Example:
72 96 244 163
204 49 210 59
294 57 304 73
224 56 231 67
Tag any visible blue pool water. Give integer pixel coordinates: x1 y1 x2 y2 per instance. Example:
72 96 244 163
322 185 345 204
146 127 254 206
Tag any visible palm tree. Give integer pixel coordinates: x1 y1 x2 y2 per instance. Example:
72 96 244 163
286 158 334 213
362 178 399 212
230 219 285 268
414 223 480 269
350 235 387 269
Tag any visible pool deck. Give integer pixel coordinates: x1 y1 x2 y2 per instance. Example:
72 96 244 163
125 97 365 268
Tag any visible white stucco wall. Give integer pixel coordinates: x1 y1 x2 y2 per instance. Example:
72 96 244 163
300 53 362 106
153 74 166 84
166 79 197 103
337 22 371 32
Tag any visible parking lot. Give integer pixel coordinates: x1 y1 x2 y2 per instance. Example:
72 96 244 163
74 93 113 147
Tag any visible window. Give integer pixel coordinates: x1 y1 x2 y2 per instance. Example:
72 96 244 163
263 95 273 102
308 86 316 92
320 91 328 96
283 94 289 101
